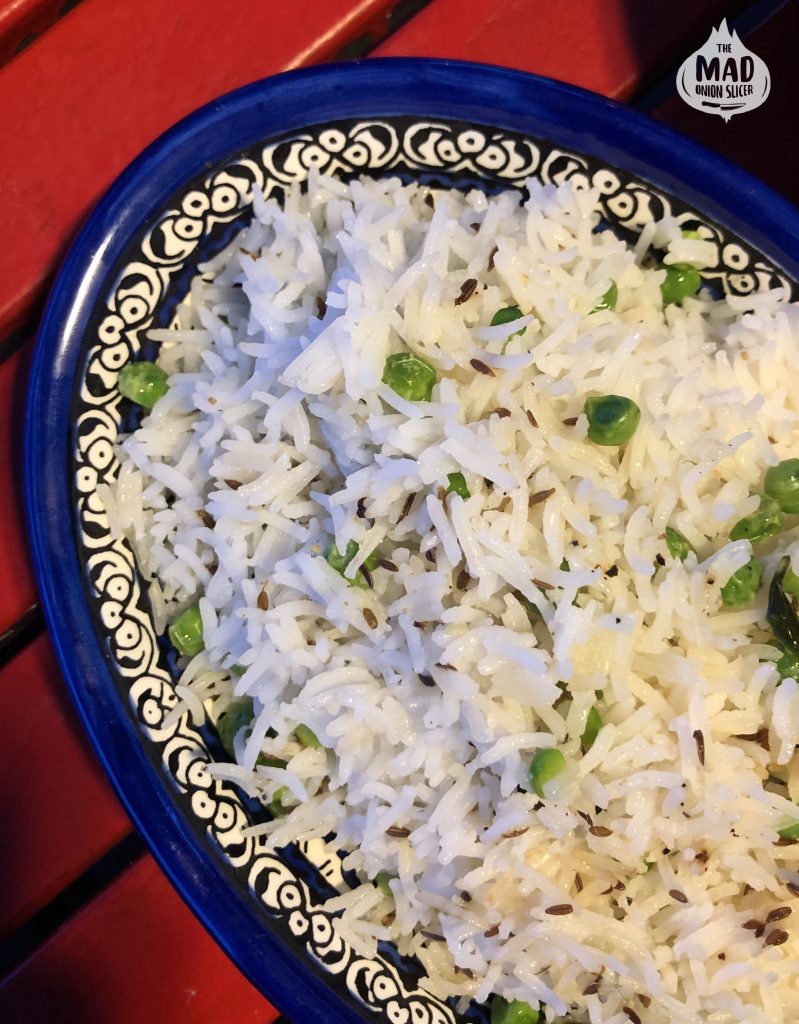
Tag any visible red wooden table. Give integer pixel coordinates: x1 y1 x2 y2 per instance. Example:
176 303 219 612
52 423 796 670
0 1 794 1020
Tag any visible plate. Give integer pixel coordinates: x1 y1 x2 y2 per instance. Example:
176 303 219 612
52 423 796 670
24 59 799 1023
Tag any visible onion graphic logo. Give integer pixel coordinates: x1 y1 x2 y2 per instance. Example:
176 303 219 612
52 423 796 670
676 19 770 121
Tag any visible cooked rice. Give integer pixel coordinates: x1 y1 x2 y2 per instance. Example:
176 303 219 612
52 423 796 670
103 170 799 1022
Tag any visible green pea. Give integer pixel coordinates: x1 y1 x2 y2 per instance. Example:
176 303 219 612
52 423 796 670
665 526 694 561
491 305 526 339
778 810 799 841
118 361 169 409
764 458 799 514
776 645 799 681
217 697 254 756
375 870 398 898
590 280 618 313
584 395 641 446
326 540 377 589
490 996 541 1024
660 263 702 305
784 567 799 600
446 472 470 499
581 706 603 751
268 785 291 818
720 557 763 607
528 748 566 799
382 352 436 401
295 724 322 749
730 496 783 544
168 604 204 657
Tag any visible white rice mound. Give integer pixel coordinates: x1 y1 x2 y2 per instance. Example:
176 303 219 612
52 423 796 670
104 170 799 1023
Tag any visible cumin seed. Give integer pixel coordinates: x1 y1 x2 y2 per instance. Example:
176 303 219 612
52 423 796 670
363 608 378 630
455 278 478 306
224 478 242 490
425 549 437 564
693 728 706 766
525 409 538 428
316 296 327 319
533 578 555 590
421 931 445 942
655 552 666 566
501 827 529 839
582 982 600 996
456 569 471 590
397 492 416 523
776 837 798 847
787 882 799 898
544 904 573 916
359 563 374 588
494 407 511 419
623 1007 641 1024
574 872 583 893
529 487 554 506
638 995 651 1008
470 357 495 377
483 925 500 938
436 662 456 671
764 928 789 946
562 416 579 426
356 497 367 519
589 825 612 837
376 558 398 572
669 889 688 904
734 726 769 746
767 907 792 922
418 673 436 688
385 825 410 838
256 589 269 611
487 245 498 271
197 509 215 528
605 564 619 577
577 810 593 827
424 193 434 209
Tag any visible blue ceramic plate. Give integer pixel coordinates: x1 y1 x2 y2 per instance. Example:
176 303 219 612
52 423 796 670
24 59 799 1023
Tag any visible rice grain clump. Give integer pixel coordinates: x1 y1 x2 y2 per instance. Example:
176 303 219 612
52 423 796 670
105 171 799 1023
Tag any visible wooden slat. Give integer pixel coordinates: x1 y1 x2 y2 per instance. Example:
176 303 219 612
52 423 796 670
652 2 798 206
376 0 747 99
0 345 37 635
0 0 71 66
0 0 404 342
0 855 279 1023
0 633 131 942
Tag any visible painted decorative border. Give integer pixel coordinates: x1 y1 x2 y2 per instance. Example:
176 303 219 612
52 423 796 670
72 117 793 1022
